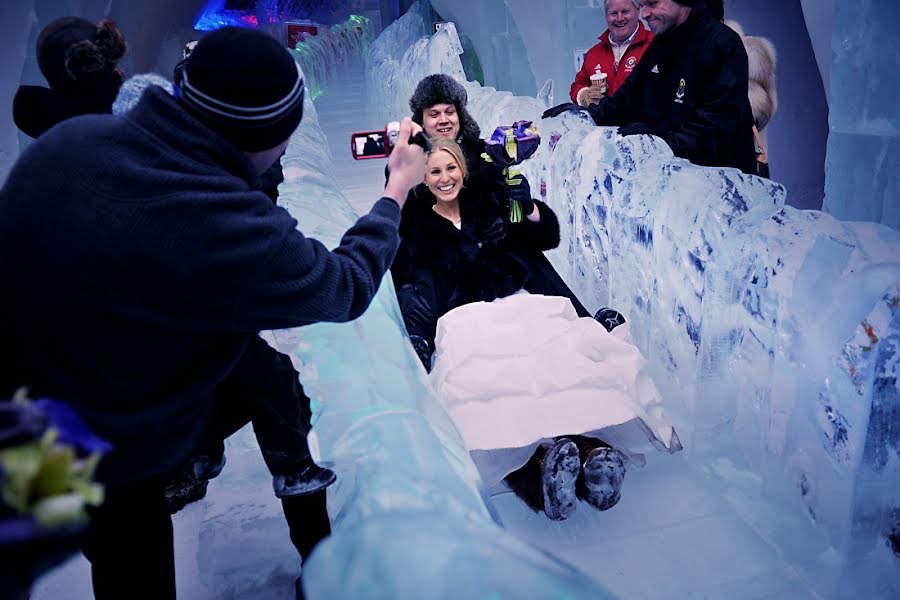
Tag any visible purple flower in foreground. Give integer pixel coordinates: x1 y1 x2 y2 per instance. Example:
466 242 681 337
0 402 47 449
33 399 112 456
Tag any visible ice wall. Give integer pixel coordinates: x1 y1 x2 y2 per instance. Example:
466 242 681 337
0 1 34 185
367 4 550 133
289 15 372 101
423 0 829 211
821 0 900 230
528 122 900 595
269 74 613 600
369 13 900 595
365 0 437 125
255 0 355 26
799 0 836 104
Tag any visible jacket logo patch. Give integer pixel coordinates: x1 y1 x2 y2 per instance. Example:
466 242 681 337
651 64 659 74
675 78 686 103
625 56 637 69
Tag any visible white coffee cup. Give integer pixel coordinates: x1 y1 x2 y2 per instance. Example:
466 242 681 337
590 72 607 88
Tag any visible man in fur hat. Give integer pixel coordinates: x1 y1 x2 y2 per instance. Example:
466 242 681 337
544 0 756 174
407 73 490 180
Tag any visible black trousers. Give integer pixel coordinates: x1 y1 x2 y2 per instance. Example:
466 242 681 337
83 478 329 599
396 271 447 349
201 335 316 476
83 337 329 599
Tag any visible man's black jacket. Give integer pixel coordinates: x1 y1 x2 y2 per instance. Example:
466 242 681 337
587 4 756 174
0 88 402 486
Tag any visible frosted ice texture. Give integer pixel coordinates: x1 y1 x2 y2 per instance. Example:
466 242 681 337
366 2 550 130
111 16 371 114
289 15 372 101
255 0 353 26
272 93 614 598
821 0 899 230
365 0 438 125
0 0 34 185
369 6 900 593
529 124 900 581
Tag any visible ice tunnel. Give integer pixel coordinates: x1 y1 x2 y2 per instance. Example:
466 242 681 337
3 0 896 598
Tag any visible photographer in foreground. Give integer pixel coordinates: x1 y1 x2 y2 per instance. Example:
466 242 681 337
0 26 425 600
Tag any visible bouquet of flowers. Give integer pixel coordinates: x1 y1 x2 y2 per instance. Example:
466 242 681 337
482 120 541 223
1 388 111 594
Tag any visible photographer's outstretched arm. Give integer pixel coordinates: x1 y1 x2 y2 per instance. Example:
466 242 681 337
384 118 427 210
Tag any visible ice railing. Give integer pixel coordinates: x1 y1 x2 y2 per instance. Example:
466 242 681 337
289 15 372 101
271 89 613 598
368 2 900 589
194 8 372 101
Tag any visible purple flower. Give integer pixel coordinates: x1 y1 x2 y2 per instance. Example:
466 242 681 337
0 402 47 449
484 121 541 168
33 398 112 456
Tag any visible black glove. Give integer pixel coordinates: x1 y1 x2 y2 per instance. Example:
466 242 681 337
397 283 435 334
479 215 507 247
505 176 535 219
408 335 433 372
541 102 584 120
617 122 654 137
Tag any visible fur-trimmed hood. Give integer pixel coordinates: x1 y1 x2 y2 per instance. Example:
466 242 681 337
409 73 482 142
725 19 778 131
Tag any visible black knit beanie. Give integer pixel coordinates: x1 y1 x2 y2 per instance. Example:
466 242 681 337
36 17 127 97
409 74 481 142
178 27 305 152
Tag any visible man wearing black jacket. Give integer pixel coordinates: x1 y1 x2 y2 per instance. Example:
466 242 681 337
543 0 756 174
0 27 425 599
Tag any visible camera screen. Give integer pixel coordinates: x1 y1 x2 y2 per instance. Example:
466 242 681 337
352 132 388 159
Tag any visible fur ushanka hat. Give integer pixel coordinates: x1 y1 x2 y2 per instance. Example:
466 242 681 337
409 74 481 142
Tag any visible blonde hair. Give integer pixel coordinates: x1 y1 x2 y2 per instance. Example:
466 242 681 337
427 137 468 180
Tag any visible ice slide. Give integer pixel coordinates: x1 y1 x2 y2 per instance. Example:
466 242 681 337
35 3 899 599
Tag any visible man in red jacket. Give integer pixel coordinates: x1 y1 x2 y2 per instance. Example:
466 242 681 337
569 0 654 105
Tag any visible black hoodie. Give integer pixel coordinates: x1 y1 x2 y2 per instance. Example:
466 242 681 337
13 81 120 139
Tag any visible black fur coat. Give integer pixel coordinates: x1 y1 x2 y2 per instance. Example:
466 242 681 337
391 178 564 316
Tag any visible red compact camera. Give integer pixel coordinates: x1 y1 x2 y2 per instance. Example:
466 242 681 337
350 121 400 160
350 122 430 160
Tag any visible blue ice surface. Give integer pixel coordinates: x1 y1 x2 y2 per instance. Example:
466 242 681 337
288 14 372 101
30 2 900 598
821 0 900 230
272 95 615 600
362 3 900 597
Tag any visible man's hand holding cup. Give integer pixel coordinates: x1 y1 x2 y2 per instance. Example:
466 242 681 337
577 70 607 107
